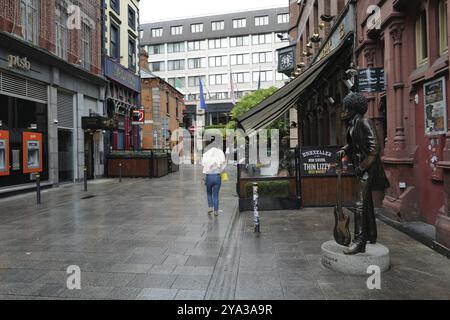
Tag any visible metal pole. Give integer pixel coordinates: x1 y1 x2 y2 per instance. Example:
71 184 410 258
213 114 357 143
119 162 122 183
84 167 87 192
253 182 260 233
36 173 41 205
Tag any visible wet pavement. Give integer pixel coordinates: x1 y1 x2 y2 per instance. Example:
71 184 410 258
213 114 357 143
0 165 450 300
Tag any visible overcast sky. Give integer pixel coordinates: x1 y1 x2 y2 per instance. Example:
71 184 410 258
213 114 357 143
140 0 288 23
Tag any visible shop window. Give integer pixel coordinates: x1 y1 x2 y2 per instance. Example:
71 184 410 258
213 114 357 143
439 0 448 55
415 10 428 67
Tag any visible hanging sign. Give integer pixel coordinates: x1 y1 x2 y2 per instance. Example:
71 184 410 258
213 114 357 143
358 68 386 93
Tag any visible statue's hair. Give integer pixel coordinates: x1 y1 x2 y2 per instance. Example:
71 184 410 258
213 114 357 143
343 92 368 115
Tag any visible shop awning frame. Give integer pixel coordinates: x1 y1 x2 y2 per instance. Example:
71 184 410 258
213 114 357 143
237 33 354 134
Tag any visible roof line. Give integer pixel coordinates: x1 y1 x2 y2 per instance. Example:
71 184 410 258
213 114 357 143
140 5 288 25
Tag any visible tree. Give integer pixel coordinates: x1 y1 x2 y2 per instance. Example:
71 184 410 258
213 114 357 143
225 87 288 135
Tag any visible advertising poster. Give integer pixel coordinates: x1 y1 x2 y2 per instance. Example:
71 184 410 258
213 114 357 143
424 77 447 135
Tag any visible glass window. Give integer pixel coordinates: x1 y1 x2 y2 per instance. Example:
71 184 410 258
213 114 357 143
212 21 225 31
276 72 289 81
255 16 269 26
191 23 204 33
20 0 40 45
188 75 206 87
55 1 68 60
230 54 250 65
110 23 120 59
167 42 185 53
209 56 228 67
148 44 165 54
168 77 186 89
208 38 228 49
232 72 250 83
277 13 289 24
81 22 92 70
151 28 163 37
150 61 165 72
252 52 272 63
110 0 120 13
188 57 206 69
252 33 272 45
171 25 183 35
253 70 273 82
128 37 136 71
187 40 206 51
128 5 136 30
415 10 428 66
233 18 247 29
167 59 185 70
439 0 448 55
230 35 249 47
209 74 228 86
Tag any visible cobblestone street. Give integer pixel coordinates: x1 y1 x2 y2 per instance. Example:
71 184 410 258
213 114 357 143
0 166 450 300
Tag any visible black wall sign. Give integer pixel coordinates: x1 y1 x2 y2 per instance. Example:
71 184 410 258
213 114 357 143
82 117 116 130
357 67 385 93
300 146 354 177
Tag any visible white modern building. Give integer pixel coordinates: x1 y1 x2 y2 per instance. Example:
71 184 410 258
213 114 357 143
140 7 290 127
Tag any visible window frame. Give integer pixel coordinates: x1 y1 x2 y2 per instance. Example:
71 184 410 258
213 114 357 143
151 28 163 37
415 10 428 67
128 36 136 71
171 25 183 36
191 23 204 33
439 0 448 55
277 13 289 24
233 18 247 29
255 15 269 27
110 0 120 14
128 5 136 30
212 21 225 31
110 22 120 60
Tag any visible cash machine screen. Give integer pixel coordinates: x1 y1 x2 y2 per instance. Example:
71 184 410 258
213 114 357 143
27 141 40 169
0 140 5 171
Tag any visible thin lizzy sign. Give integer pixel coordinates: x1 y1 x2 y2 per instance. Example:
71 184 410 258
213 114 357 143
8 55 31 71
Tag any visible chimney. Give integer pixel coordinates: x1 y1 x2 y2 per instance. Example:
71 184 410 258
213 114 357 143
139 48 150 71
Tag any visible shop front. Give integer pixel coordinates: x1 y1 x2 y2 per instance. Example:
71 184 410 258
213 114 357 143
236 4 357 209
0 33 107 193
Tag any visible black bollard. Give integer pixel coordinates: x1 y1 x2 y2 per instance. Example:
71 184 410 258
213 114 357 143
36 173 41 205
253 182 260 233
84 167 87 192
119 162 122 183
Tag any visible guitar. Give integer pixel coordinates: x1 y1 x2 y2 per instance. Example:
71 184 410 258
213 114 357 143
333 160 351 247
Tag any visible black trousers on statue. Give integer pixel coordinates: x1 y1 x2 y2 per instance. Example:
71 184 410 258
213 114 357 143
354 173 377 244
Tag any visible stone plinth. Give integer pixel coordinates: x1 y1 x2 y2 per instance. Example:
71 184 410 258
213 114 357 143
321 241 390 275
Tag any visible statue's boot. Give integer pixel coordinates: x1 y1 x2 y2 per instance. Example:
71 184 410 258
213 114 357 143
344 210 367 255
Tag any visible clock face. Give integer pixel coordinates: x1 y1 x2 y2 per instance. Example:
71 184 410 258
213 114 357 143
280 52 293 70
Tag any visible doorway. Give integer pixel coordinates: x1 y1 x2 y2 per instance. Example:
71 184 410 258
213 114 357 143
58 129 74 182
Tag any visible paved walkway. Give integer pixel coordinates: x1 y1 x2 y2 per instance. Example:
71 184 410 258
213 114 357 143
208 209 450 300
1 165 450 300
0 165 237 299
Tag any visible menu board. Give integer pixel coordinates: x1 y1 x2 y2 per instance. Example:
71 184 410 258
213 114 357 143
358 68 386 93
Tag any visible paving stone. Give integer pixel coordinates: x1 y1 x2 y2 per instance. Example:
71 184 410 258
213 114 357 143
127 274 177 289
185 255 217 267
137 288 178 300
171 275 211 290
174 289 206 300
163 254 189 266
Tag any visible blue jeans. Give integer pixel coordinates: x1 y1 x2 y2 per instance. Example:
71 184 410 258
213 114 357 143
205 174 221 212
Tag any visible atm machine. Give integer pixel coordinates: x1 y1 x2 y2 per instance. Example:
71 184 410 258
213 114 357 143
23 132 43 174
0 130 9 176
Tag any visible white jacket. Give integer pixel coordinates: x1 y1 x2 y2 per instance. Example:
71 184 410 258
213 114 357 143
202 147 226 174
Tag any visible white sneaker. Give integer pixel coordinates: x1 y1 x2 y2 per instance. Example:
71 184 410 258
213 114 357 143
208 208 213 215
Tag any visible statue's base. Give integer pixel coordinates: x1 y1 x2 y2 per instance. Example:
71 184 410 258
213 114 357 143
321 240 390 275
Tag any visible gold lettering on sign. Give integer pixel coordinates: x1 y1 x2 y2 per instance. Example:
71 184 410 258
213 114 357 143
339 23 345 40
318 40 333 61
7 55 31 71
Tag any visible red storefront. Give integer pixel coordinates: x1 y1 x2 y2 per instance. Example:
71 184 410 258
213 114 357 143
355 0 450 249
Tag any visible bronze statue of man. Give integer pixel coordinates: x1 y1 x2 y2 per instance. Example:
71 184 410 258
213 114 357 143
337 92 390 255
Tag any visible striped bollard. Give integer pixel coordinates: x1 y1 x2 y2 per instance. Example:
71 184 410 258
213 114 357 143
253 182 260 233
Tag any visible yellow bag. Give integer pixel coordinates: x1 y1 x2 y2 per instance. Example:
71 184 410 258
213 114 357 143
221 172 229 182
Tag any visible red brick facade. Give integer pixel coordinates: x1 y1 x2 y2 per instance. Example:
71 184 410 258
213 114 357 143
0 0 101 75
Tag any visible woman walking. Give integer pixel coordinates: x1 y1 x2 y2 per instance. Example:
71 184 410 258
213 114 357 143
202 142 227 216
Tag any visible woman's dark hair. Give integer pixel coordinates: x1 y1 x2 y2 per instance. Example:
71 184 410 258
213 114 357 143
343 92 368 115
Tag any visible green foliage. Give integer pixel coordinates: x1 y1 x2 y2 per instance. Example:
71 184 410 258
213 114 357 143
226 87 287 131
244 180 291 198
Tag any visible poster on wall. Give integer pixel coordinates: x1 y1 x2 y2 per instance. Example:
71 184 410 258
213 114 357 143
300 146 353 177
424 77 447 135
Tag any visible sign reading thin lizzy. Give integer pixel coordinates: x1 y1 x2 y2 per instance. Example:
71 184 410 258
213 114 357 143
8 55 31 71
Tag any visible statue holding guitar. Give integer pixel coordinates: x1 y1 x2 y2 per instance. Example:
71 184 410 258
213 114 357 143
335 93 390 255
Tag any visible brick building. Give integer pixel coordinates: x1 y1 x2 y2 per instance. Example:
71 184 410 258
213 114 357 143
140 49 185 149
0 0 107 191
